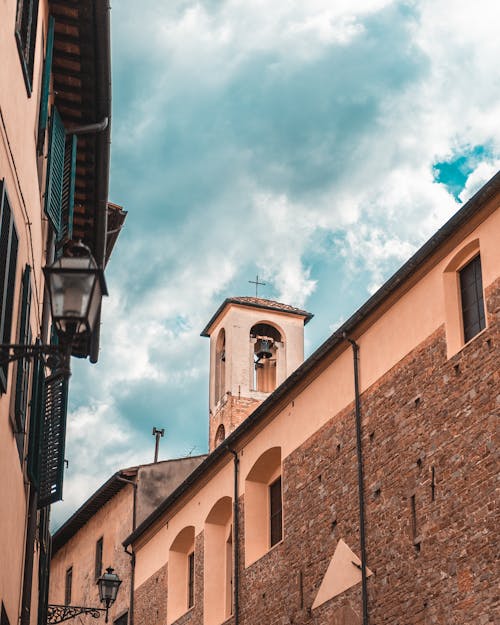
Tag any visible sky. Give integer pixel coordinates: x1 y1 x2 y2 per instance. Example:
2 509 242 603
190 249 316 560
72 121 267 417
52 0 500 528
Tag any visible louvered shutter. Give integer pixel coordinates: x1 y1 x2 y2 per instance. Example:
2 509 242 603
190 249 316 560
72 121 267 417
38 371 69 508
58 134 77 249
44 107 66 236
0 181 19 393
27 354 45 489
37 16 55 153
14 265 32 459
15 0 40 95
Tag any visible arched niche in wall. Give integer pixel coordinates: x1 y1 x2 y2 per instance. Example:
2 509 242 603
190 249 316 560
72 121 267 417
204 496 233 625
244 446 282 566
215 328 226 404
214 424 225 448
250 323 283 393
167 526 195 624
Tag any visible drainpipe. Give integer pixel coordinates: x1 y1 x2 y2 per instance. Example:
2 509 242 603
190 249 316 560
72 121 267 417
343 334 369 625
227 448 240 625
118 476 137 625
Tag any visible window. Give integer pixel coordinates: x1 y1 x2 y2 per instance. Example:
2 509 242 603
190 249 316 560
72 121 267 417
1 603 11 625
15 0 40 95
244 446 282 565
204 497 233 625
167 526 195 624
214 328 226 404
269 477 282 547
459 255 485 342
214 424 225 448
65 567 72 605
95 537 103 580
113 613 128 625
187 552 195 609
13 265 32 461
0 180 19 393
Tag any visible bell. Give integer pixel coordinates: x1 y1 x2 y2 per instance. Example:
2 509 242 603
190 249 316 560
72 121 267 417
256 339 273 360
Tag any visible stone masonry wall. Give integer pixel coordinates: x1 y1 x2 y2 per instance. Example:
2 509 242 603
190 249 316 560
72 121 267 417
135 279 499 625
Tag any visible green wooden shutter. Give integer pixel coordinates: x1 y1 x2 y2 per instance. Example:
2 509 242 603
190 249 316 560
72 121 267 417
14 265 32 460
37 16 55 153
27 354 45 489
44 107 66 236
37 371 69 508
59 134 77 247
0 180 19 393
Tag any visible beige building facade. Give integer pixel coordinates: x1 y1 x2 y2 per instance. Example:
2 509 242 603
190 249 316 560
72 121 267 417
49 457 207 625
0 1 120 624
124 173 500 625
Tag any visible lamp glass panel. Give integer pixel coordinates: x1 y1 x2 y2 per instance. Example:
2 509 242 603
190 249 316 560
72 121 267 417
50 271 95 332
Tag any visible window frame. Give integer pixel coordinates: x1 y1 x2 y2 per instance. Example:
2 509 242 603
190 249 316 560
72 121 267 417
15 0 40 96
64 566 72 605
459 254 486 343
0 180 19 394
187 551 195 609
95 537 103 581
269 476 283 547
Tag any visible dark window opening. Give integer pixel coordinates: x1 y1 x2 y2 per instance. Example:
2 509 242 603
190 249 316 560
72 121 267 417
95 537 103 580
460 255 486 342
15 0 40 95
65 567 72 605
113 613 128 625
187 552 195 609
1 603 11 625
269 476 282 547
214 424 225 447
0 181 19 394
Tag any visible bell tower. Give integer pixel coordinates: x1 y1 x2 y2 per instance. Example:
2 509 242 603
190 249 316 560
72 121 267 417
201 297 313 451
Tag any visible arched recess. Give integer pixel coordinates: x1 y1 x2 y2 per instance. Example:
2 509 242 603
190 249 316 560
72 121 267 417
250 323 283 393
244 447 282 566
167 526 195 624
214 424 225 448
442 239 486 357
204 497 233 625
215 328 226 404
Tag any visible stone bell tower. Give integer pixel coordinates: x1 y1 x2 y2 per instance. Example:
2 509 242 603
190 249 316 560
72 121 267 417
201 297 313 451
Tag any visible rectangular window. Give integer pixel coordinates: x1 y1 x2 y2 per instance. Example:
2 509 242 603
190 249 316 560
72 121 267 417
15 0 40 95
14 265 32 461
269 476 282 547
1 603 11 625
113 613 128 625
460 255 486 342
0 180 19 394
95 537 103 580
65 567 72 605
187 552 195 609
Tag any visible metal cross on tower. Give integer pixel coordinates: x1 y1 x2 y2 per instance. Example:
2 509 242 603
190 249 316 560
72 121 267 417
249 275 266 297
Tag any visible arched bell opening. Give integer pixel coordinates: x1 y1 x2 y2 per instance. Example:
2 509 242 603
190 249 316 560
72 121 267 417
214 328 226 405
250 323 282 393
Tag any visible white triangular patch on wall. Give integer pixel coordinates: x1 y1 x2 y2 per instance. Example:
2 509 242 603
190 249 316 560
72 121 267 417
312 538 373 610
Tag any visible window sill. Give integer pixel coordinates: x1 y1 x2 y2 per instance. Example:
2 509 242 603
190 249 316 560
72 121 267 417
447 326 489 360
245 537 284 569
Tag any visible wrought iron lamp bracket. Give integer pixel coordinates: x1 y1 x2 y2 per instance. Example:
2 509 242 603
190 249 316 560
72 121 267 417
0 343 70 373
46 604 107 624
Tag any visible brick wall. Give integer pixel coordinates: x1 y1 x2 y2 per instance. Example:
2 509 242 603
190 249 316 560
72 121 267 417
135 279 499 625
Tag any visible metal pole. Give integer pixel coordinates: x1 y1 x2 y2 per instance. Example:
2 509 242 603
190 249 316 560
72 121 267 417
344 335 369 625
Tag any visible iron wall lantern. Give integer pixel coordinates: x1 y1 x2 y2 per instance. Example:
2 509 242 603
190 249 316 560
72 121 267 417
47 567 122 624
0 242 107 373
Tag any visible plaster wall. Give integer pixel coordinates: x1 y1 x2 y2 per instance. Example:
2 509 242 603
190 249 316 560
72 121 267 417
136 457 207 526
49 486 134 624
133 202 499 615
0 2 49 623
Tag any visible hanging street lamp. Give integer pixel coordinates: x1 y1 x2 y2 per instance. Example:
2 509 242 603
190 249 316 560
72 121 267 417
0 242 107 374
